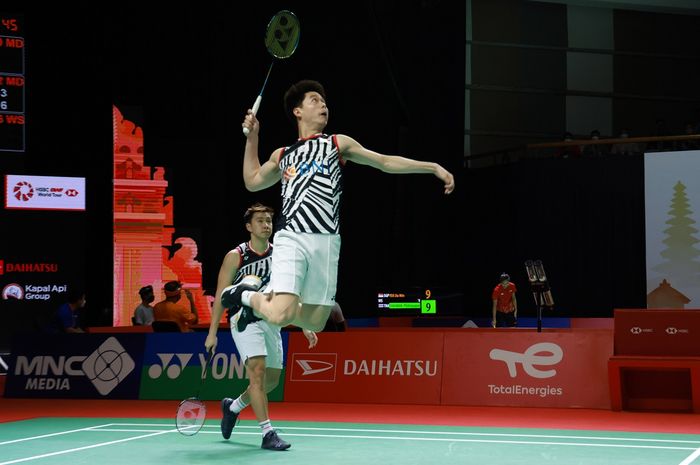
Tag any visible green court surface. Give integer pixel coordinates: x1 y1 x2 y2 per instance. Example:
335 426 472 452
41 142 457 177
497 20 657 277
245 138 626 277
1 418 699 465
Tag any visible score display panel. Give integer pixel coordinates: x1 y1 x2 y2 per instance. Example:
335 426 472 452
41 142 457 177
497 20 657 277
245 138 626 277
0 13 25 152
377 288 438 315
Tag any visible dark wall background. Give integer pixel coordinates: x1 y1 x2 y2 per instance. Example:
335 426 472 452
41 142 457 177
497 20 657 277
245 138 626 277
0 1 465 341
3 2 688 347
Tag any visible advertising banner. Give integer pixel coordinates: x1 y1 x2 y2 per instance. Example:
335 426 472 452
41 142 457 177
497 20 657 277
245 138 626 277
284 331 444 404
613 309 700 356
441 330 613 408
5 174 85 211
139 331 288 401
5 334 145 398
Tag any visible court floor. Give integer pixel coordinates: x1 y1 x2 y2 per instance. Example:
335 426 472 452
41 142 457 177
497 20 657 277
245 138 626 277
1 416 700 465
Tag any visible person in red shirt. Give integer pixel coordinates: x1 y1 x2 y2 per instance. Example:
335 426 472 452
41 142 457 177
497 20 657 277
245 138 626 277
492 272 517 328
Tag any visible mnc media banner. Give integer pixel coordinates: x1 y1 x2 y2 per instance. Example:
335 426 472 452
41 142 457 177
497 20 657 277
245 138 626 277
5 334 146 398
139 331 288 401
284 331 444 404
441 330 613 408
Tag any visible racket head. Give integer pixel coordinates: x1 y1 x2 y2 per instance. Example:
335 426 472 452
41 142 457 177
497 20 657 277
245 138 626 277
264 10 300 59
176 397 207 436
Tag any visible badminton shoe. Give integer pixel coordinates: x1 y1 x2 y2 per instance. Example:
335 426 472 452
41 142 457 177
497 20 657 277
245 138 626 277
261 430 291 451
220 398 239 439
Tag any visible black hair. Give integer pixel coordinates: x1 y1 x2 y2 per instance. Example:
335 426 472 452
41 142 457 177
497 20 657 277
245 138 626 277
67 287 85 304
139 285 154 298
283 80 326 123
164 281 181 292
243 203 274 224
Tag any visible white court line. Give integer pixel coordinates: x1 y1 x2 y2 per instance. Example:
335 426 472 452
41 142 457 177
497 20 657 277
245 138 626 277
0 430 173 465
679 447 700 465
0 424 115 445
99 423 700 445
86 428 696 451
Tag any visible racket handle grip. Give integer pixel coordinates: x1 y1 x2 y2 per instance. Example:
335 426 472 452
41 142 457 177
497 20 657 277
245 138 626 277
242 95 263 136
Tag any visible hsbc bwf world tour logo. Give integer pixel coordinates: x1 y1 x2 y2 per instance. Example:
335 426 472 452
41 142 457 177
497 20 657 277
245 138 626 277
14 337 135 395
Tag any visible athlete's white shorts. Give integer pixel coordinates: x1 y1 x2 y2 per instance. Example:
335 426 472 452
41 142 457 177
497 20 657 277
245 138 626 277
230 311 283 369
267 229 341 306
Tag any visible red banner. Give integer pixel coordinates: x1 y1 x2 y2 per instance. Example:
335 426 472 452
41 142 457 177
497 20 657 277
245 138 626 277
284 332 444 404
614 309 700 356
441 330 613 409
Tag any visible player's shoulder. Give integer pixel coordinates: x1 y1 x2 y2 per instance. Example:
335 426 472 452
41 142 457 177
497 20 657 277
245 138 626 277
224 245 244 262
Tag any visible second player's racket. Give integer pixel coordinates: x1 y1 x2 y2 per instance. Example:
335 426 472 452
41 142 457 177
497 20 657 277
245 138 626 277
242 10 300 136
175 349 214 436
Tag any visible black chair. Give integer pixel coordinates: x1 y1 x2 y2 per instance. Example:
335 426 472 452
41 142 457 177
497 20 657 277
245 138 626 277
151 320 182 332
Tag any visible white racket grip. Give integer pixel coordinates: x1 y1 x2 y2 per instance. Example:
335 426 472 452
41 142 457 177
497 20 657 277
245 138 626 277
242 95 263 136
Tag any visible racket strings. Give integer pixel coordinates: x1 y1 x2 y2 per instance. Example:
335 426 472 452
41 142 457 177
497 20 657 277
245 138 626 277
176 398 207 436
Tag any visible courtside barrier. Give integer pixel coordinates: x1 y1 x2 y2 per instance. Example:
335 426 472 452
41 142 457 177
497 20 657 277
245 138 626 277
285 329 613 408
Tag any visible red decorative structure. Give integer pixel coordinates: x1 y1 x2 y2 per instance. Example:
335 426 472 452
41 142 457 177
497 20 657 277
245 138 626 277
112 106 212 326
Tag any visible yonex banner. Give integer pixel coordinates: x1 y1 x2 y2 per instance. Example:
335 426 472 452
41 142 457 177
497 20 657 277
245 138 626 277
441 330 612 408
5 334 146 398
5 174 86 211
139 332 288 401
284 331 444 404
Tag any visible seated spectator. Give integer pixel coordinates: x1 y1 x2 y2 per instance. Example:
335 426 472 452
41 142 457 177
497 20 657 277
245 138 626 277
554 132 581 159
646 118 672 152
675 121 699 151
582 129 607 158
153 281 198 332
47 288 86 333
610 129 641 156
133 285 155 325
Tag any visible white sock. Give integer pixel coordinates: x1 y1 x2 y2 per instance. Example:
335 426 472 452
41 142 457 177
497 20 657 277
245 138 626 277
230 395 248 414
241 290 253 307
259 419 273 436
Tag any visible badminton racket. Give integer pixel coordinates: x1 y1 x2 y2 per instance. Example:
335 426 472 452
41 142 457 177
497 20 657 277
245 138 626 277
175 348 214 436
242 10 300 136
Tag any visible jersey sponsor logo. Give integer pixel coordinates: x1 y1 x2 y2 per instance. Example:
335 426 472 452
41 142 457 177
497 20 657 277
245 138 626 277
283 166 297 180
14 337 136 395
489 342 563 379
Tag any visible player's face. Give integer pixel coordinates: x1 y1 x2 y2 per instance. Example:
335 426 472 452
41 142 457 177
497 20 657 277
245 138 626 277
248 212 273 241
298 92 328 129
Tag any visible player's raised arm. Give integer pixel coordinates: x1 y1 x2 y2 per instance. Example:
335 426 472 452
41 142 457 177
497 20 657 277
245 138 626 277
241 110 283 192
336 134 455 194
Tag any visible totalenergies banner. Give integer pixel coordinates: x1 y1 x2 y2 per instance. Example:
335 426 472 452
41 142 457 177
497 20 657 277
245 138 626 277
441 330 612 408
284 331 444 404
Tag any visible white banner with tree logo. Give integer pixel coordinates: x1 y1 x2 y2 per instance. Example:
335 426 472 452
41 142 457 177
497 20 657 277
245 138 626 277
645 150 700 308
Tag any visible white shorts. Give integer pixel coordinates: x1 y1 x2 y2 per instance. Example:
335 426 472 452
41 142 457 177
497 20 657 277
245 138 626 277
267 229 341 306
230 311 283 369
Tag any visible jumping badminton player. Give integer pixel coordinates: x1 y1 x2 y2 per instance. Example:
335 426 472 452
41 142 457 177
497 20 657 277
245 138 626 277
205 203 317 451
223 80 455 332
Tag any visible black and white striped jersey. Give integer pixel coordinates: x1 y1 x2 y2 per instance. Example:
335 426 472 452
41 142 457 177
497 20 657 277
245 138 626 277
277 133 344 234
232 241 273 289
